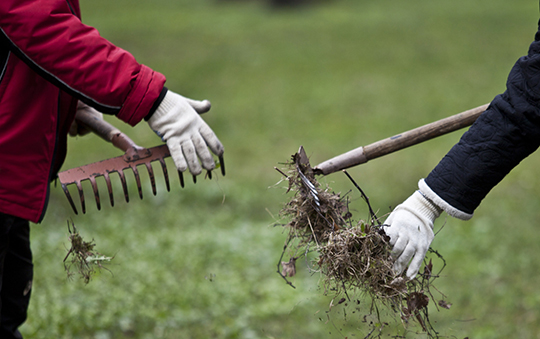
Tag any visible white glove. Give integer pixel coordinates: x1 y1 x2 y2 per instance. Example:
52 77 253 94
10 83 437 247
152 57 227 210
148 90 224 176
383 190 441 279
69 101 103 137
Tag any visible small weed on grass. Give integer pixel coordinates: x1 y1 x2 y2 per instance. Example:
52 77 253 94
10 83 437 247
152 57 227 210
64 220 113 284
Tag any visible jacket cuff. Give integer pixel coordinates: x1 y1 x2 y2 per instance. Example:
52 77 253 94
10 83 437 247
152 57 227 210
116 65 166 126
418 178 473 220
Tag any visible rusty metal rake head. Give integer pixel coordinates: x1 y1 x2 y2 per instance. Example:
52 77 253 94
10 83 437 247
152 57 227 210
58 110 225 215
59 144 165 214
58 143 226 215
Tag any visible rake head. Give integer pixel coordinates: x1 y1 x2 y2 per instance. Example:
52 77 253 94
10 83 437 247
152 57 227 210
59 109 225 215
58 144 225 215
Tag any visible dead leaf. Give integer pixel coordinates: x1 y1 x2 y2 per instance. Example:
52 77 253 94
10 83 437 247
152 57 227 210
407 292 429 312
281 257 297 277
438 300 452 309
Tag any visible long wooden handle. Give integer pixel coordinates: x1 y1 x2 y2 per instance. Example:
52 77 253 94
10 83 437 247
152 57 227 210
314 103 490 175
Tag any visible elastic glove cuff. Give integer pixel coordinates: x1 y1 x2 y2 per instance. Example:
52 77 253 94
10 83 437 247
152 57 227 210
150 90 178 123
418 179 473 220
400 190 442 223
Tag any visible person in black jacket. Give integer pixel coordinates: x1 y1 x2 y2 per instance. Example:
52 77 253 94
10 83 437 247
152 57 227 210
384 20 540 280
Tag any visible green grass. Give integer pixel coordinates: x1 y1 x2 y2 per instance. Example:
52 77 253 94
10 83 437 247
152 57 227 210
21 0 540 338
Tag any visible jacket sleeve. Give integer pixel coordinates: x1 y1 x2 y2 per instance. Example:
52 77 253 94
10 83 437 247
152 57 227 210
0 0 166 126
423 20 540 219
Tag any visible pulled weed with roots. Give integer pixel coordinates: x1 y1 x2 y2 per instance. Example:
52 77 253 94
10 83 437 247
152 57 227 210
274 151 451 338
64 220 113 284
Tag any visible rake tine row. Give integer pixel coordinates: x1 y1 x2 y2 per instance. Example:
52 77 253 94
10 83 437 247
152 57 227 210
60 159 206 215
62 165 166 215
58 143 227 215
60 113 226 215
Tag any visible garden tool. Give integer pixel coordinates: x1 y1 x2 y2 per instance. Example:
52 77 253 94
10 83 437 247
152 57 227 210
313 103 489 175
295 146 320 211
58 109 225 215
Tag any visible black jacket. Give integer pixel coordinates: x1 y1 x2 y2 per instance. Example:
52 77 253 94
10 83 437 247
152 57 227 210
424 20 540 218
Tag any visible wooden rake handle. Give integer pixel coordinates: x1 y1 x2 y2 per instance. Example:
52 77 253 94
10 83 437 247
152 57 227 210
75 109 151 161
314 103 490 175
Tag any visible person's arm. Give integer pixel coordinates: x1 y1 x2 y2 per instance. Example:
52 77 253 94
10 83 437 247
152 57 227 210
0 0 164 126
0 0 224 175
384 19 540 279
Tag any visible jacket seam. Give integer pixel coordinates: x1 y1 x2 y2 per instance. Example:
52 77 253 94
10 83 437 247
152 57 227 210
0 27 121 114
0 50 9 83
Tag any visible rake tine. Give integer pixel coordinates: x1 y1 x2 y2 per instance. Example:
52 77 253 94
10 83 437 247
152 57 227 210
207 170 212 180
131 165 143 200
104 172 114 207
297 168 320 212
61 183 78 215
117 170 129 203
178 170 184 188
145 162 157 196
159 158 170 192
89 176 101 211
219 155 226 176
75 180 86 214
193 175 197 184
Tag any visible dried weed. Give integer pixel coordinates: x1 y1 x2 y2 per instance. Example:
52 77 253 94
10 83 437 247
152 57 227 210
63 220 113 284
275 151 450 338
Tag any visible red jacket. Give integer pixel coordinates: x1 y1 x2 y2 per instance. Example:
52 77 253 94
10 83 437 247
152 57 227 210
0 0 166 222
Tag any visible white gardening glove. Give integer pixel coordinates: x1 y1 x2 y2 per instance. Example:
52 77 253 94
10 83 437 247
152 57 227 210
383 191 441 279
148 90 224 176
69 101 103 137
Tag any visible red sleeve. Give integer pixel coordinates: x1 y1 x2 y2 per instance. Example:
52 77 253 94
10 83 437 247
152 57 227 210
0 0 166 126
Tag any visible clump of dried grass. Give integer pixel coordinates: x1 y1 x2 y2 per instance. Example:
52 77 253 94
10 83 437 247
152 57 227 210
275 150 450 338
318 224 406 300
277 166 349 246
276 152 398 299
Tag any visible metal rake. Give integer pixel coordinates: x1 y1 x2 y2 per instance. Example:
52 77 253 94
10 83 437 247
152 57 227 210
57 109 225 214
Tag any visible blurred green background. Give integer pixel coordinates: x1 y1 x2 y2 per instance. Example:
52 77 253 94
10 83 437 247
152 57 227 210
24 0 540 338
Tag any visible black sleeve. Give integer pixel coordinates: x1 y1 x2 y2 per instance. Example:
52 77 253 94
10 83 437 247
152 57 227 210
425 20 540 214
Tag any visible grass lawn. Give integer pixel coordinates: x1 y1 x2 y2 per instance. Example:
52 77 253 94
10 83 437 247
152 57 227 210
21 0 540 338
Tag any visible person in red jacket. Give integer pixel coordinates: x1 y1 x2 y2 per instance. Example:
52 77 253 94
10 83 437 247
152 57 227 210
0 1 224 337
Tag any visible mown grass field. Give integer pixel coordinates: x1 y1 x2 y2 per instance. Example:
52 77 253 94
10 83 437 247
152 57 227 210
22 0 540 338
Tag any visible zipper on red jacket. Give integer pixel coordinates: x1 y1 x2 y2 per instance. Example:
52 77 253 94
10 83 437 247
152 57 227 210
0 49 9 82
65 0 76 14
38 93 62 223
